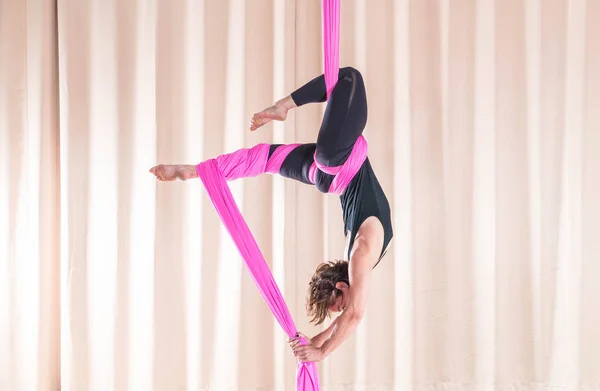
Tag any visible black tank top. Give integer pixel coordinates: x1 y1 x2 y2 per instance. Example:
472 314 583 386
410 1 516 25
339 158 393 265
269 144 393 264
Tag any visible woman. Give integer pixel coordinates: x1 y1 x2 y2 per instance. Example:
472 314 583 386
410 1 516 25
150 67 393 362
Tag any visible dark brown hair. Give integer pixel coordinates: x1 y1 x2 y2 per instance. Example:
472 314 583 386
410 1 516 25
306 260 349 325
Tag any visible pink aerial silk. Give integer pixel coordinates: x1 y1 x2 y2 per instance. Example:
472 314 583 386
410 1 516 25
195 2 347 390
195 141 366 391
322 0 341 99
195 144 320 391
309 135 367 195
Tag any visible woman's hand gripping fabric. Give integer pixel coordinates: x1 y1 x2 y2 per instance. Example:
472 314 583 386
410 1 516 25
288 332 325 363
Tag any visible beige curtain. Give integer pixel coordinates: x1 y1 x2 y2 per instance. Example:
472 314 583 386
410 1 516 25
1 0 599 390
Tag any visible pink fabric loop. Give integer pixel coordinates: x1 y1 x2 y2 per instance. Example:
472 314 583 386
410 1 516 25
213 144 271 180
310 135 368 195
266 143 302 174
196 160 321 391
308 163 318 185
209 143 300 182
313 158 341 176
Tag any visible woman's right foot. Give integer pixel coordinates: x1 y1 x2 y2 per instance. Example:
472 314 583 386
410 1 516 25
250 96 297 131
250 104 288 131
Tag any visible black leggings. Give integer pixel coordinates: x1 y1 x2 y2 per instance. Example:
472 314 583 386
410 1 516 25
269 67 368 192
292 66 368 166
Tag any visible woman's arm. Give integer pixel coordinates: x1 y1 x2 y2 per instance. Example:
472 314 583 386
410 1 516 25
318 240 371 357
311 317 339 347
290 317 338 352
318 219 384 359
292 222 383 362
291 236 374 362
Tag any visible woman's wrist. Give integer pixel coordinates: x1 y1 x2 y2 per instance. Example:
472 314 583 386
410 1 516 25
313 335 326 348
319 340 331 357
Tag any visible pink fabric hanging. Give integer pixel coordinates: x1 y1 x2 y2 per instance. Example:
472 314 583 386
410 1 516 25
322 0 341 99
194 1 346 389
195 141 365 391
196 156 320 391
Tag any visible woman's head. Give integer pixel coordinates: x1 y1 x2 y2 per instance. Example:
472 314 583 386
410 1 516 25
306 260 350 325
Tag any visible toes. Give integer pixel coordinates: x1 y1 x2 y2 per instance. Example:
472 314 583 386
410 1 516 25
249 119 264 131
154 165 165 180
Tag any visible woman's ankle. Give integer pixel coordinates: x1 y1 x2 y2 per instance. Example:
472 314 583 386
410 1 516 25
180 165 198 181
276 95 297 111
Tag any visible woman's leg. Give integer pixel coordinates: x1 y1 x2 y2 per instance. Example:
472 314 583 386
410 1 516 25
289 66 363 107
250 67 368 167
312 67 367 167
150 143 319 186
268 143 317 186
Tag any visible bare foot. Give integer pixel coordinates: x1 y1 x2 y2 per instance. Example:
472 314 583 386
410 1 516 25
250 104 288 131
250 96 297 131
149 164 197 181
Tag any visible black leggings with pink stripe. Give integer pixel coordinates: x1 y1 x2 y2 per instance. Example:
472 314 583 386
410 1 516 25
268 66 367 193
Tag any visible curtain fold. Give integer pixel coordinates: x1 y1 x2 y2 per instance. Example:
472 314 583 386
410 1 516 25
0 0 61 390
1 0 599 390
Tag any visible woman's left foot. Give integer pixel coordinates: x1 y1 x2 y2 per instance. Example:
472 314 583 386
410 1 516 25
149 164 197 181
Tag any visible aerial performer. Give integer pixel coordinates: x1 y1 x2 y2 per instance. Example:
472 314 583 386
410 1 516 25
150 64 393 368
149 2 392 390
